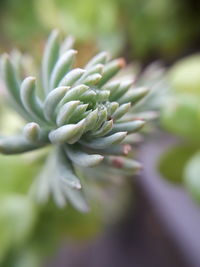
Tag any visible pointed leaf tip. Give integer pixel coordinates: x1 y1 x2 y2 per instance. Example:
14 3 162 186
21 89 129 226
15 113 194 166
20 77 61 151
23 122 41 142
49 119 86 144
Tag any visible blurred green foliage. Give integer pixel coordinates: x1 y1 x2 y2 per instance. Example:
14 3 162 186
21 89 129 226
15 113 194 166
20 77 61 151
161 94 200 142
158 145 198 183
161 54 200 142
0 103 104 266
0 0 199 61
118 0 200 61
159 54 200 203
168 54 200 95
0 0 43 50
0 150 104 266
184 152 200 204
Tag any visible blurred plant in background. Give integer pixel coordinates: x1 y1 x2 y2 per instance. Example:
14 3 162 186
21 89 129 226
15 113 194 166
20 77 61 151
0 0 44 51
118 0 200 62
0 159 104 267
0 0 200 62
0 0 123 56
159 54 200 203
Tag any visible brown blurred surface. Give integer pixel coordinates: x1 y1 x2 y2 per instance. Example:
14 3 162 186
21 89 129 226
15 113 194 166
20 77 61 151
46 177 187 267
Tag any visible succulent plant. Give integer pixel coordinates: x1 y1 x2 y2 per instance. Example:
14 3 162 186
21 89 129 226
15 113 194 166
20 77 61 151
0 30 149 212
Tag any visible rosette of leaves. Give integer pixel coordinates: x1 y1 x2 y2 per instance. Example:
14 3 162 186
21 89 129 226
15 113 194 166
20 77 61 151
0 30 148 212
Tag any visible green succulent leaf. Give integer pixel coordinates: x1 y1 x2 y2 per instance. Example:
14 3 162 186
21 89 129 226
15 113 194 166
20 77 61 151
158 144 198 184
42 29 60 93
50 49 77 90
0 195 37 262
20 77 44 122
161 94 200 142
184 151 200 203
65 144 104 167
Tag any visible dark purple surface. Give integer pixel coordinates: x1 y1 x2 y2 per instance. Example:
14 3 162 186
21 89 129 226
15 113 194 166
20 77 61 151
138 133 200 267
46 133 200 267
47 192 187 267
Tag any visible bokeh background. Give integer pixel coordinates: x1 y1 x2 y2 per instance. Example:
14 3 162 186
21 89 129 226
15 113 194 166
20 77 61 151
0 1 200 267
1 0 200 62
